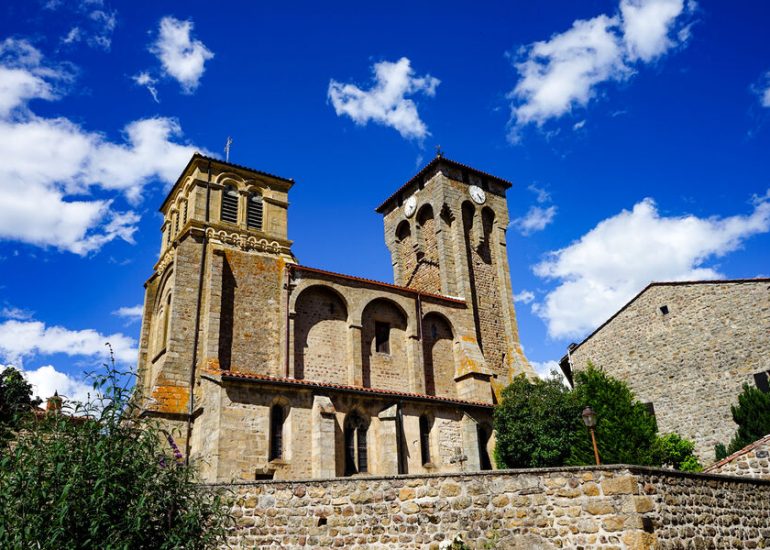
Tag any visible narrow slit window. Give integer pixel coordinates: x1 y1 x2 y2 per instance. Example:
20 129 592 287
375 322 390 354
659 305 669 315
419 415 431 465
247 193 263 230
221 186 239 224
344 413 368 476
357 424 368 473
269 404 285 460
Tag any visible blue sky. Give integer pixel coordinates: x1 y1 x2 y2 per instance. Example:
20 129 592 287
1 0 768 399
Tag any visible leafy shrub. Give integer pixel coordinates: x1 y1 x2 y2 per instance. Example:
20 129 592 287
726 383 770 454
0 352 230 549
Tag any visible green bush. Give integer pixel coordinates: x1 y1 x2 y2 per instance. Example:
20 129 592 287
493 373 582 469
0 366 41 440
568 365 659 466
726 383 770 454
0 354 230 549
652 433 701 472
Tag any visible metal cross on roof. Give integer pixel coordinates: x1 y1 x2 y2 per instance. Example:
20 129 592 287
435 144 443 158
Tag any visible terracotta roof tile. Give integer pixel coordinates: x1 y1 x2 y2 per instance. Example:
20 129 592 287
704 433 770 473
208 369 493 409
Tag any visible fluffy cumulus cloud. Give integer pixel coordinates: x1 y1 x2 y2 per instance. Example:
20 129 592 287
328 57 440 140
508 0 694 138
514 289 535 304
529 359 563 380
533 193 770 339
0 39 203 254
150 16 214 94
113 304 144 322
513 205 558 235
0 364 93 403
0 319 137 366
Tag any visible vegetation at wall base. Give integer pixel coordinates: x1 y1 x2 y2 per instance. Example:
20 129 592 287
724 383 770 455
0 351 230 549
494 366 701 472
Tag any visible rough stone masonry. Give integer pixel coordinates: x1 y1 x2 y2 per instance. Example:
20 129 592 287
210 465 770 549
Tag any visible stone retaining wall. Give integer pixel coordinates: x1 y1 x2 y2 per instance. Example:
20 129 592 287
208 465 770 549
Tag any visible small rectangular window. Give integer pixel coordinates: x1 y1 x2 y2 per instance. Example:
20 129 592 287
643 402 656 418
659 305 669 315
754 372 770 393
375 322 390 354
419 416 431 465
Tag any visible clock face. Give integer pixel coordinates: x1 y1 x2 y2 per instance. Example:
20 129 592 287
469 185 486 205
404 196 417 217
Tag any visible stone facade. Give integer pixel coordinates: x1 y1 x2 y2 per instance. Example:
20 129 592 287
137 154 534 482
211 465 770 549
705 434 770 480
559 280 770 463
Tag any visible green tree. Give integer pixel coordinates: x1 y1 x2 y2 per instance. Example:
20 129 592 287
568 365 659 466
0 355 230 549
494 373 582 468
726 383 770 454
0 366 41 439
651 433 701 472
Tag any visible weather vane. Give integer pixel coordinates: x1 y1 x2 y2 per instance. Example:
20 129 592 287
224 136 233 162
435 144 443 158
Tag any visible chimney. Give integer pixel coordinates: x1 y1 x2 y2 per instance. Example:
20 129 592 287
46 391 63 414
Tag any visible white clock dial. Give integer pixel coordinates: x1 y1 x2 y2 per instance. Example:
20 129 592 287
469 185 486 205
404 196 417 217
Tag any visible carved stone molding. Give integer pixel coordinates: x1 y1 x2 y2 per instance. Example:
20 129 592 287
205 227 288 255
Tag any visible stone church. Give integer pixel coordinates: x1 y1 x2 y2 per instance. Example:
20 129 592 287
136 153 534 482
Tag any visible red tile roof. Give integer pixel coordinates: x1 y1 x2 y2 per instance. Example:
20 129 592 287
375 155 513 213
291 264 466 305
208 369 493 409
704 433 770 473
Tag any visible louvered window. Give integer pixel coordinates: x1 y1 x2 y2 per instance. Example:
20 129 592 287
182 200 188 222
247 193 263 230
269 405 285 460
173 211 179 234
221 186 239 224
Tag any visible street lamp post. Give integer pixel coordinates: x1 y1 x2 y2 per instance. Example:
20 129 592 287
582 406 601 465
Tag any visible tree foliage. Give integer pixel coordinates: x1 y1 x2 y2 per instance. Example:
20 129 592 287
725 383 770 454
493 374 582 468
567 365 659 466
0 366 41 439
0 355 230 549
494 365 701 472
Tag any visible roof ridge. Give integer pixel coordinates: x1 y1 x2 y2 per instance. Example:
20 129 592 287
704 433 770 472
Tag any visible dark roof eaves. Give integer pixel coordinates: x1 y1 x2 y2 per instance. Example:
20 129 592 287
160 153 294 213
375 156 513 213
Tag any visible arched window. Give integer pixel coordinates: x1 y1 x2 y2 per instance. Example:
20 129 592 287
247 192 263 230
344 412 368 476
419 415 431 466
221 185 239 224
269 404 285 461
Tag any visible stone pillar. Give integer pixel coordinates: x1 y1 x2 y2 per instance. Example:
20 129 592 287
311 396 337 479
407 330 425 394
348 323 363 386
462 414 481 472
377 404 400 475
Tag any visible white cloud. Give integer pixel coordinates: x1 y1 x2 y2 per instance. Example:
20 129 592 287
0 364 93 403
0 39 204 254
49 0 117 51
533 193 770 339
150 16 213 93
113 305 143 322
0 306 34 320
756 71 770 108
573 119 586 130
328 57 440 140
620 0 688 62
530 360 565 381
514 290 535 304
528 184 551 204
508 0 694 138
0 319 137 367
513 205 557 235
88 9 117 50
132 71 159 102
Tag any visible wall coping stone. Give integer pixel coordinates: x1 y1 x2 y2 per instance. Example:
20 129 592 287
201 463 770 488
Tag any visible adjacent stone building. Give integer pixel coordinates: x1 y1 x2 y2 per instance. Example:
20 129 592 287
137 153 534 482
559 279 770 463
